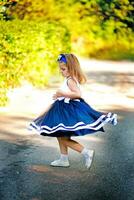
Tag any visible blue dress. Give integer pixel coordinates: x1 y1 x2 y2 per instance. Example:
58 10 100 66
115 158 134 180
29 77 117 137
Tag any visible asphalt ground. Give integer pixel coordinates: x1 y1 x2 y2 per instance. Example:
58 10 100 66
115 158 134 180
0 59 134 200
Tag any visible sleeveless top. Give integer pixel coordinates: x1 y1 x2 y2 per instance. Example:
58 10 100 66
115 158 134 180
60 76 80 91
57 76 81 103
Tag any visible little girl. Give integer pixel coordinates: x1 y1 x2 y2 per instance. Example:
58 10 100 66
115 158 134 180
29 53 117 169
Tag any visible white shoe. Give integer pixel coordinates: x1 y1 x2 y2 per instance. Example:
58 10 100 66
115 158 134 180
50 159 70 167
107 112 118 125
111 114 117 125
84 150 95 169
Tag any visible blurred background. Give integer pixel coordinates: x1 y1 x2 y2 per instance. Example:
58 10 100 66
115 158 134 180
0 0 134 107
0 2 134 200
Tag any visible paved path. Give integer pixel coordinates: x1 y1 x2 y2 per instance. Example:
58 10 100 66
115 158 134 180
0 59 134 200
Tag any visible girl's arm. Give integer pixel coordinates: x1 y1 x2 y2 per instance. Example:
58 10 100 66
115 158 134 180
53 79 81 99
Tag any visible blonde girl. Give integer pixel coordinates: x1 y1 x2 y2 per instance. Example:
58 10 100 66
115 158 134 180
29 53 117 169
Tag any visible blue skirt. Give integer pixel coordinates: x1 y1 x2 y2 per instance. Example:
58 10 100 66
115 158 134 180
29 98 117 137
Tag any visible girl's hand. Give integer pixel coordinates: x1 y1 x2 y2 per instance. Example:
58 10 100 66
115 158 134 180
56 89 64 97
52 93 57 100
52 89 64 100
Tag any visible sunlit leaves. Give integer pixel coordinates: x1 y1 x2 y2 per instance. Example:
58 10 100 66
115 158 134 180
0 20 70 105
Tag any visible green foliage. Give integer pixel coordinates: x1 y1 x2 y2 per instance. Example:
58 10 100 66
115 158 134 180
0 19 71 105
0 0 134 107
65 0 134 58
4 0 133 59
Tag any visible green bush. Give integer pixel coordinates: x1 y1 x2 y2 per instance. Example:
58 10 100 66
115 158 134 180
72 21 134 60
0 1 134 106
1 0 134 61
0 19 71 106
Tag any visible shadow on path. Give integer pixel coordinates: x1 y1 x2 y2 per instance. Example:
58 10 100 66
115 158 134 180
0 108 134 200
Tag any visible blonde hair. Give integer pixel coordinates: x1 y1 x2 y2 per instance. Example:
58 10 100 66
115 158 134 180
64 53 87 84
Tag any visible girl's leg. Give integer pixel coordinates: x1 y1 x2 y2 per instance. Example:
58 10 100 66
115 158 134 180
51 137 94 169
61 137 94 169
57 137 68 154
50 137 69 167
61 137 84 153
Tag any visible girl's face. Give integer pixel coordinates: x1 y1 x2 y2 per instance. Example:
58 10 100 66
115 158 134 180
59 62 70 78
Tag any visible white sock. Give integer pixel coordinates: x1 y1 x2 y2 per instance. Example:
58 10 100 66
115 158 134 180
60 154 69 162
81 148 89 158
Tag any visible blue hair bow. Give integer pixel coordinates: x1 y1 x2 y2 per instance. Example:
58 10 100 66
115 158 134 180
57 54 67 63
